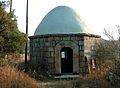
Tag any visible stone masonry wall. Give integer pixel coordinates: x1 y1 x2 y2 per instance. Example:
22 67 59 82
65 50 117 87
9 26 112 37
29 33 100 75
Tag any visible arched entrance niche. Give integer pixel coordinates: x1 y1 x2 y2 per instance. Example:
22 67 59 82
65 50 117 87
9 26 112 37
61 47 73 73
55 41 79 75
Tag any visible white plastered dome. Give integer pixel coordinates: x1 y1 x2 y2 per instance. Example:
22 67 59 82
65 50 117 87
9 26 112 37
34 6 91 35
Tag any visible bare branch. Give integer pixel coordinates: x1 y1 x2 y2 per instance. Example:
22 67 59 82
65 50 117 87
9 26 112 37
116 25 120 40
116 25 120 35
103 28 114 40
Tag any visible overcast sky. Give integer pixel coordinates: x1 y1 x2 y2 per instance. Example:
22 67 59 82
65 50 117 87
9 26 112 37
8 0 120 39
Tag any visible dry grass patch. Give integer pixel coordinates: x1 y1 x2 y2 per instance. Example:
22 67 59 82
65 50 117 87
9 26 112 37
77 60 114 88
0 66 38 88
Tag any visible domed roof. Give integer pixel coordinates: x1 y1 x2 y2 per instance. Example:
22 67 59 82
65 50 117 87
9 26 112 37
34 6 91 35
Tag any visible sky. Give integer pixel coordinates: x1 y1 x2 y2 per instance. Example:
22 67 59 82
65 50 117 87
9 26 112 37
7 0 120 39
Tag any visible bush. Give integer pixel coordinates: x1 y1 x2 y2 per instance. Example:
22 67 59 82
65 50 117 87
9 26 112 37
106 65 120 87
0 66 38 88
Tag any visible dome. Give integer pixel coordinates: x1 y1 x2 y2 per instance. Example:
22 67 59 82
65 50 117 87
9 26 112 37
34 6 91 35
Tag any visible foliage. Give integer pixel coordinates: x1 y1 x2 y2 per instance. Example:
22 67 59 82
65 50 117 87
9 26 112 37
0 1 27 59
73 61 113 88
106 60 120 87
38 61 114 88
0 54 25 66
0 1 17 32
95 28 120 87
96 28 120 67
0 66 38 88
1 31 27 54
26 64 51 81
96 40 119 67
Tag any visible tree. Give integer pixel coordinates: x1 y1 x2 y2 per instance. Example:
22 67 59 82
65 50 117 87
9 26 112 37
104 28 120 61
96 27 120 87
0 1 27 58
96 27 120 66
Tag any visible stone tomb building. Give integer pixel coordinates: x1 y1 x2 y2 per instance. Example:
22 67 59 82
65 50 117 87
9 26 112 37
29 6 100 76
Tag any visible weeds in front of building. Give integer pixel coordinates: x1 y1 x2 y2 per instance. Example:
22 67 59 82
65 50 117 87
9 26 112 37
0 66 38 88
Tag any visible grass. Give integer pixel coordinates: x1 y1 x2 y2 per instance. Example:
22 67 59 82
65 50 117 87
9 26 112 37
37 60 115 88
0 54 119 88
0 66 38 88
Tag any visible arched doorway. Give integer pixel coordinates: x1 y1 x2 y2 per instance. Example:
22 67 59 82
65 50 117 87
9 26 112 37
61 47 73 73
